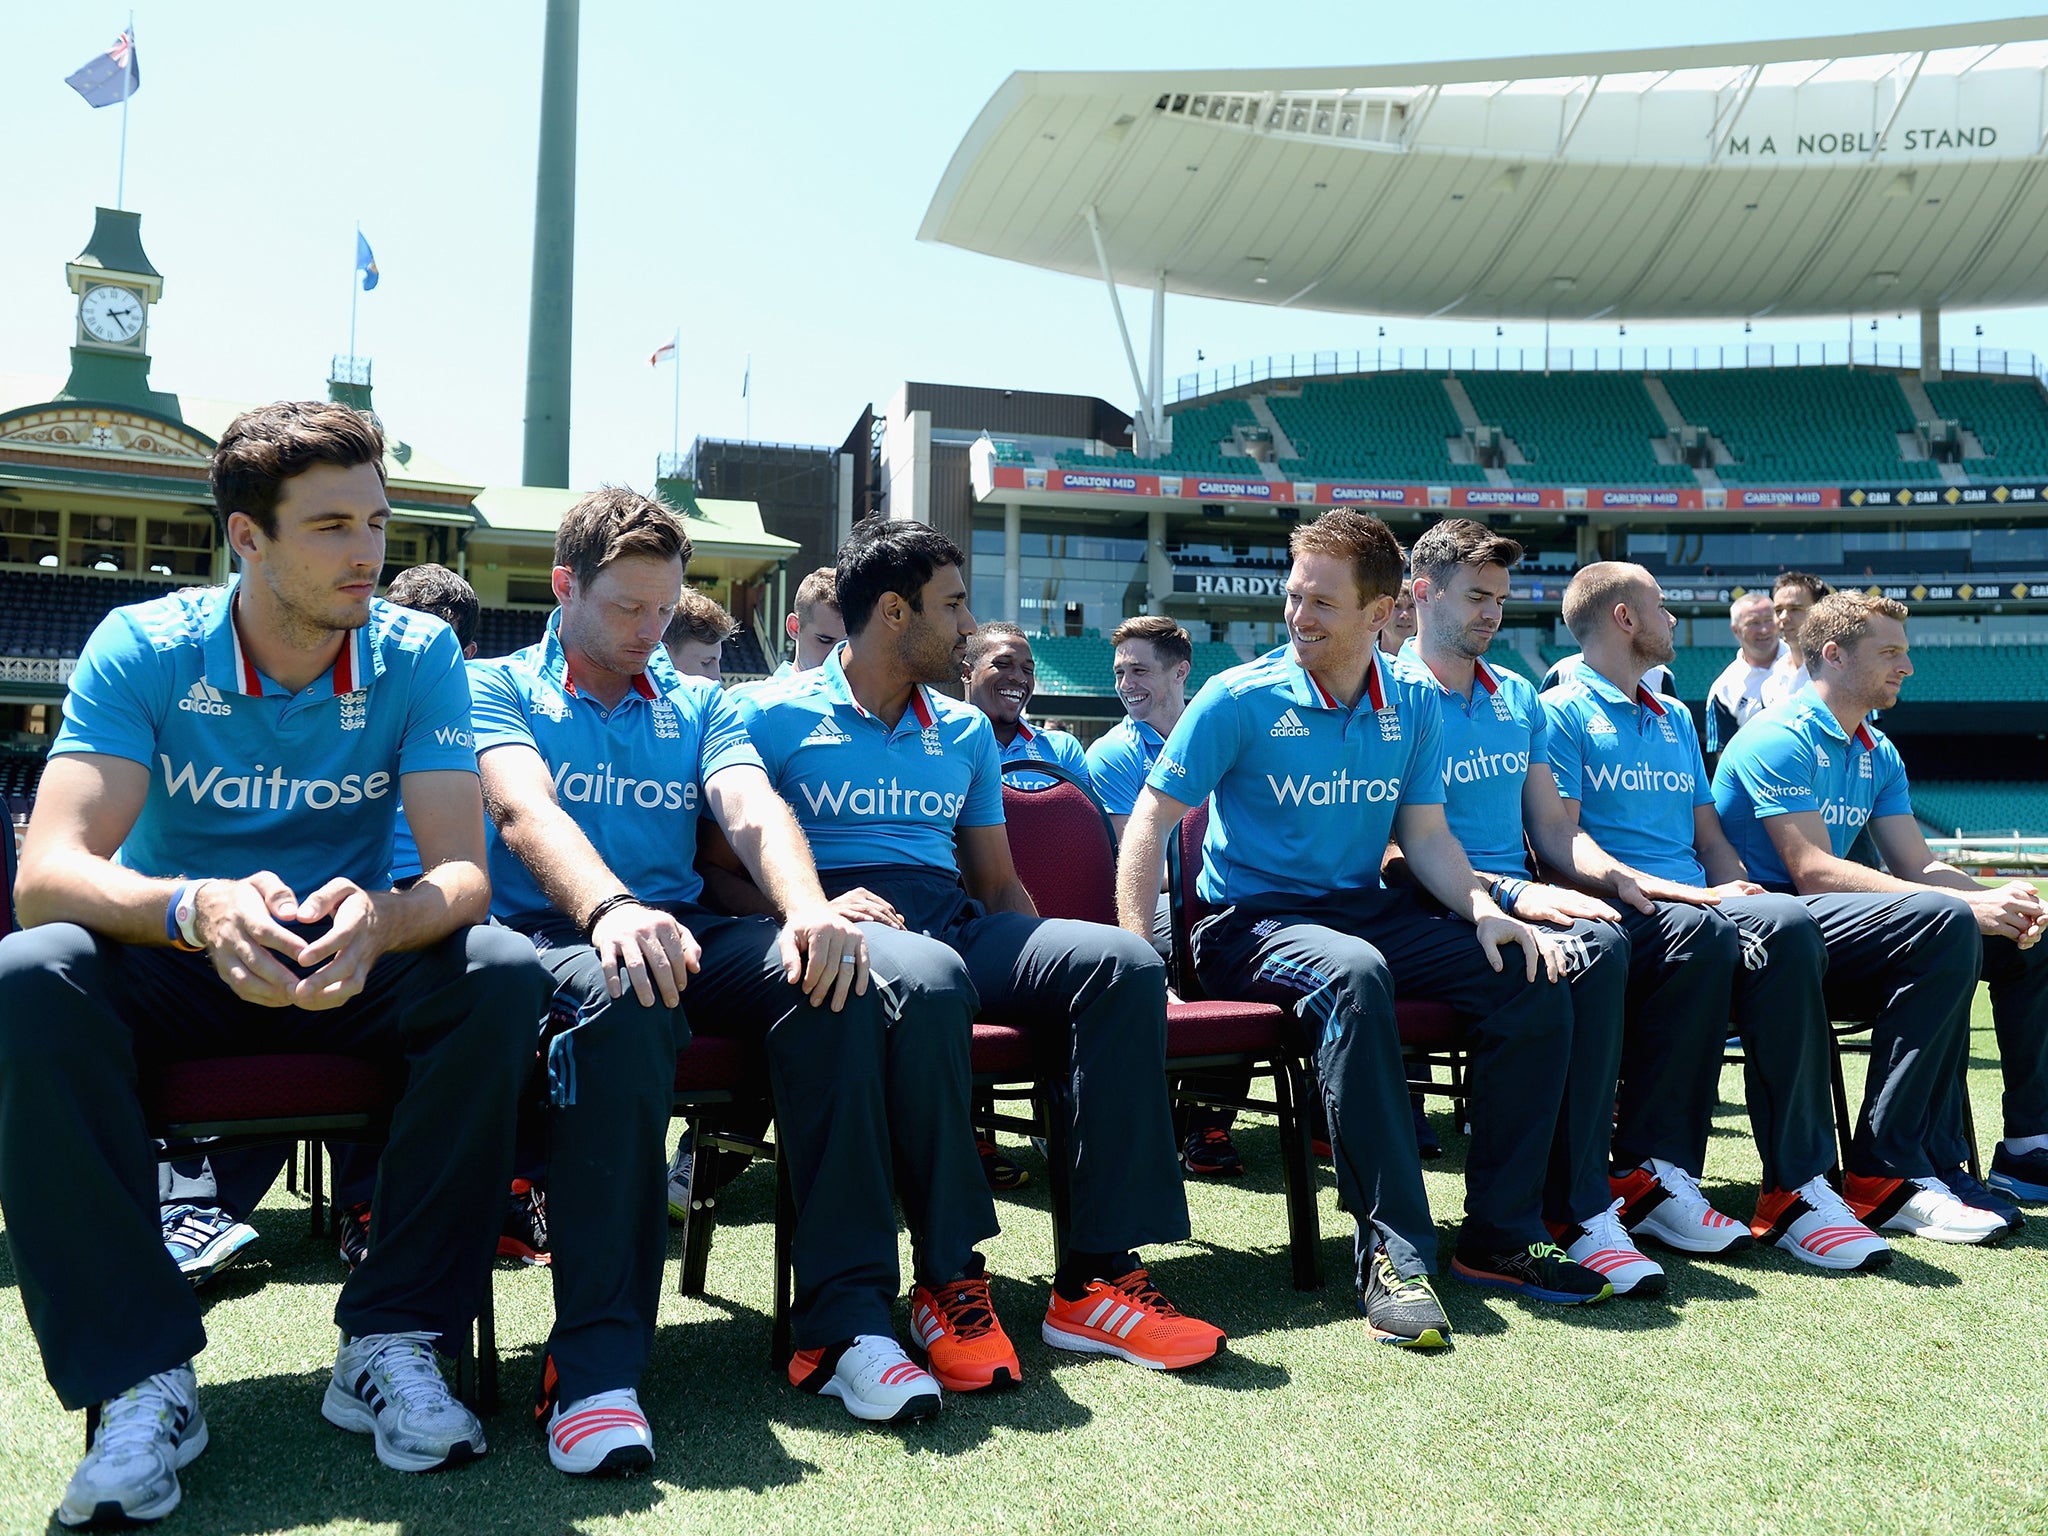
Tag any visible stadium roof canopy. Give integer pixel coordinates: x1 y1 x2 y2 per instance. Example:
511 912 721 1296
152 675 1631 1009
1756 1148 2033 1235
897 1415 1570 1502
920 18 2048 327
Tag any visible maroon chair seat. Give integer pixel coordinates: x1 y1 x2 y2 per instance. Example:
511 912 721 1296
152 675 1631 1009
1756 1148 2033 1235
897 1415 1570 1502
672 1034 755 1095
146 1053 394 1130
1394 998 1465 1051
970 1021 1036 1080
1165 998 1294 1059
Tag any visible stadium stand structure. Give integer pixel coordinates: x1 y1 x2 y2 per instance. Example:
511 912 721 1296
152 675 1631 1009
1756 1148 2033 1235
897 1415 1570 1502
1924 376 2048 480
1910 781 2048 837
1043 366 2048 487
1025 633 1247 700
1459 372 1694 486
1659 366 1936 485
0 571 187 658
1272 373 1487 484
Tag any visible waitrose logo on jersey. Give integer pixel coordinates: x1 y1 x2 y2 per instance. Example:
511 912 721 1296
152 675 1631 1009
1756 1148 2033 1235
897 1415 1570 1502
159 756 392 810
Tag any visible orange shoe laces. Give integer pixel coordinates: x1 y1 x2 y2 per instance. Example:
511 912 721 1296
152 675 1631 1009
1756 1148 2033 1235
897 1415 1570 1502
1108 1267 1183 1319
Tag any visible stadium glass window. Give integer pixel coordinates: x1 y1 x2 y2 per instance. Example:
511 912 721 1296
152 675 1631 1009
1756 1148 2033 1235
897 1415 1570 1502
1904 528 1973 550
64 512 137 572
972 529 1006 557
1973 527 2048 564
143 517 214 578
0 507 62 568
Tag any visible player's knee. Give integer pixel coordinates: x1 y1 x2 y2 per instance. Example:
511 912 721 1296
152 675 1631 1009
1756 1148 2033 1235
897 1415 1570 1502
0 926 110 1068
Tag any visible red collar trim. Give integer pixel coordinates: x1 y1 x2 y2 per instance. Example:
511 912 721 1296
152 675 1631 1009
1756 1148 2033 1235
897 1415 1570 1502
1853 720 1877 750
1473 658 1499 695
229 602 264 696
908 687 936 730
1013 717 1036 742
1635 683 1667 716
228 599 364 697
562 666 658 700
1363 655 1387 711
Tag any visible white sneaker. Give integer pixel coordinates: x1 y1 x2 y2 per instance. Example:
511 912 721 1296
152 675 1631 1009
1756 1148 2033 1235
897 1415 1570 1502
160 1204 258 1288
1859 1175 2011 1246
665 1134 695 1225
322 1331 487 1471
1559 1199 1668 1296
787 1335 941 1423
1752 1176 1893 1272
545 1387 655 1476
1612 1159 1754 1255
58 1364 207 1528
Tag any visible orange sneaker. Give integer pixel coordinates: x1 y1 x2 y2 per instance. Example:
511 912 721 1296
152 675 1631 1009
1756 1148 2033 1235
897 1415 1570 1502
909 1272 1022 1391
1040 1268 1224 1370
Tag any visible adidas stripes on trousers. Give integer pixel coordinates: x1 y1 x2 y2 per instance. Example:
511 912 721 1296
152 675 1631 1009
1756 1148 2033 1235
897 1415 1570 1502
0 921 551 1411
520 905 998 1397
1192 888 1572 1286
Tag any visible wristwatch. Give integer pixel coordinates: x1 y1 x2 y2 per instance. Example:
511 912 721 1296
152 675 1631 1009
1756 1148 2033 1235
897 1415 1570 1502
172 880 208 952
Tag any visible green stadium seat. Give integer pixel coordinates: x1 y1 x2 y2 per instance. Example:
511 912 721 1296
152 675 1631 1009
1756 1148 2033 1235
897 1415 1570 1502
1459 373 1693 486
1267 374 1489 484
1908 782 2048 838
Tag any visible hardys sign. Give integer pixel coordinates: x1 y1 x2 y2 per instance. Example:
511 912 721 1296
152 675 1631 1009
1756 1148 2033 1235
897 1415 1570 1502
1174 568 1288 601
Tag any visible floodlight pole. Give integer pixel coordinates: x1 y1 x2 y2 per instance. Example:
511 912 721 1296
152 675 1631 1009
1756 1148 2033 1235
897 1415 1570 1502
1083 205 1156 455
116 13 134 211
1148 272 1166 447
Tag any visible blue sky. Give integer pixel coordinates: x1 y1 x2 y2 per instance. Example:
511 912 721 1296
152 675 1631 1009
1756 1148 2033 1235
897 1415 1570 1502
2 3 2042 489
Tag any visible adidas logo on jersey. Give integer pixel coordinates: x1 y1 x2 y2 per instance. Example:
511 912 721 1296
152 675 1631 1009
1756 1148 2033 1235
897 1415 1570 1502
802 717 853 747
178 678 231 717
1814 743 1831 767
1269 708 1311 738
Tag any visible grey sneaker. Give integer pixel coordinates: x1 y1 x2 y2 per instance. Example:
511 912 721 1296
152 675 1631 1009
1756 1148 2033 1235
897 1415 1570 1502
161 1204 257 1287
57 1364 206 1527
321 1332 486 1472
665 1131 695 1225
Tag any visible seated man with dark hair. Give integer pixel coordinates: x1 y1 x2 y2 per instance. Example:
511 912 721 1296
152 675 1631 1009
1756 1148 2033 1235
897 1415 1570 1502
0 401 552 1526
736 514 1224 1385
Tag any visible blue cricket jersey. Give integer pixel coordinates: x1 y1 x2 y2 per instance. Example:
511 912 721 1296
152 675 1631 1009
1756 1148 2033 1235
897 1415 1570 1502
51 579 477 895
1541 658 1710 885
731 648 1004 874
1712 686 1913 888
1084 714 1167 817
467 611 762 923
996 717 1093 793
1148 645 1445 905
1392 641 1543 877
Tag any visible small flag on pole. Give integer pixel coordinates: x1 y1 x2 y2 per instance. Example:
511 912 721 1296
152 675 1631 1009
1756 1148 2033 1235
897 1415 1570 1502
649 337 676 367
66 30 139 108
355 232 379 291
742 357 751 398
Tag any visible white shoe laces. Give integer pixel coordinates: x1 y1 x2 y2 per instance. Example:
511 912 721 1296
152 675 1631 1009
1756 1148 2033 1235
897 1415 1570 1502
841 1334 918 1386
557 1387 642 1423
1794 1175 1863 1227
358 1333 453 1413
1650 1160 1712 1214
96 1369 192 1459
1579 1198 1639 1254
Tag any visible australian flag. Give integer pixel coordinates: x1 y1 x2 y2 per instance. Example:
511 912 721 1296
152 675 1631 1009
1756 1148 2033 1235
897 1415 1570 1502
66 30 139 108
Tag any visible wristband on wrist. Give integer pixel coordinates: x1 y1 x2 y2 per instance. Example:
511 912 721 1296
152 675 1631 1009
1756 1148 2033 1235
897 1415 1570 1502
581 891 641 940
167 880 208 952
1492 876 1528 916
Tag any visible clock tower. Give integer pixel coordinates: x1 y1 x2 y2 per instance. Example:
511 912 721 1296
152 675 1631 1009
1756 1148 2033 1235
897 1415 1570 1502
58 206 179 421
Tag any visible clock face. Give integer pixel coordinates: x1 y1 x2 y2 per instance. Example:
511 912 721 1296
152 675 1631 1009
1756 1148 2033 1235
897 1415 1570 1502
81 285 144 344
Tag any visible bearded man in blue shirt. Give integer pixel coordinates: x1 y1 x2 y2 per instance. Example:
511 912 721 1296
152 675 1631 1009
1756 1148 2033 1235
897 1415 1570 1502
0 402 554 1526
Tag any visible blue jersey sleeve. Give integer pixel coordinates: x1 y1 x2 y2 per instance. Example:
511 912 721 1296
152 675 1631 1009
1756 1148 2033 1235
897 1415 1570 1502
1149 677 1241 807
1523 686 1550 767
1871 740 1913 821
696 683 765 786
49 610 162 768
1542 696 1586 801
466 658 539 757
1047 731 1094 791
1677 711 1714 809
959 717 1005 827
1084 731 1144 815
1399 689 1447 808
396 626 481 777
1727 726 1821 820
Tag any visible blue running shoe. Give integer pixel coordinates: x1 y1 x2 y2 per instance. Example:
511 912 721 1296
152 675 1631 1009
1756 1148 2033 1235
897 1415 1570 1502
1451 1240 1613 1305
161 1204 257 1288
1987 1142 2048 1204
1944 1167 2023 1234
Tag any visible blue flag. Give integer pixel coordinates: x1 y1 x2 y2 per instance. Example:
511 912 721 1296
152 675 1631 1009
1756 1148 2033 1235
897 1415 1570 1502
355 232 379 291
66 31 138 109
